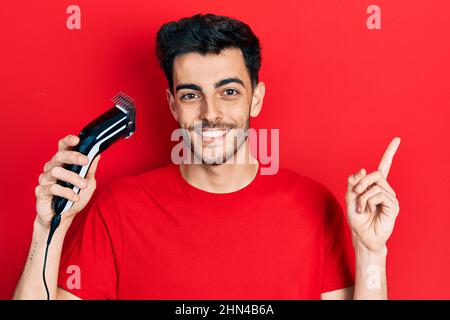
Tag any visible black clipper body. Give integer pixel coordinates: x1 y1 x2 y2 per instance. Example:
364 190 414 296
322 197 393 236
50 92 135 231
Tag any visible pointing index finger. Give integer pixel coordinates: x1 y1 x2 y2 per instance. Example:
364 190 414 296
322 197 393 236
377 137 401 178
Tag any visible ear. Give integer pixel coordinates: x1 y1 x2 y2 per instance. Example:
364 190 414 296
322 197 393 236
166 88 178 121
250 81 265 117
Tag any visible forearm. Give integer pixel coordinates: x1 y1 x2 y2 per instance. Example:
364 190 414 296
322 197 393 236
352 239 388 300
13 218 72 300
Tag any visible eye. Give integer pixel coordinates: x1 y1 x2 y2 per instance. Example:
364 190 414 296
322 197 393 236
180 93 199 101
223 89 239 96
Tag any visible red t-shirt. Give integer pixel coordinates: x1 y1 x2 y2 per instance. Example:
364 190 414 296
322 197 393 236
58 163 355 299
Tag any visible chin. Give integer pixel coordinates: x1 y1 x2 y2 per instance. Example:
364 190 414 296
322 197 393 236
193 149 237 166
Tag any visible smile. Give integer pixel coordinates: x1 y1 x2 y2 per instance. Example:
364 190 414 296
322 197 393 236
196 129 230 143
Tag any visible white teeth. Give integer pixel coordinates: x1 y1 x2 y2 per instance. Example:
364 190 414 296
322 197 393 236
202 130 227 138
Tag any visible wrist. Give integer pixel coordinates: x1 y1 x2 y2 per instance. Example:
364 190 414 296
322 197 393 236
351 231 388 257
33 217 49 234
33 215 73 238
353 240 388 262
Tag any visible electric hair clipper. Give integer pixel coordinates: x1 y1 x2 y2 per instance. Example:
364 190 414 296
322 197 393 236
48 92 136 243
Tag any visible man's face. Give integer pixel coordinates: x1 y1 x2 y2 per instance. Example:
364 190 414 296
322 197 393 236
166 47 264 165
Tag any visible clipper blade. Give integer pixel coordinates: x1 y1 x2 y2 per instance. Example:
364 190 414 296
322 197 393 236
112 91 135 120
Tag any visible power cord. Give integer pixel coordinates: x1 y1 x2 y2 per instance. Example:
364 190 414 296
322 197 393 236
42 213 61 300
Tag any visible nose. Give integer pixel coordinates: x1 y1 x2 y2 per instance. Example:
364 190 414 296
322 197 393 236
200 97 222 124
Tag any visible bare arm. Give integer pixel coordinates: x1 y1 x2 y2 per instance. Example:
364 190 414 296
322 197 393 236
13 218 80 299
13 134 100 300
57 286 81 300
321 287 354 300
352 243 387 299
321 246 387 300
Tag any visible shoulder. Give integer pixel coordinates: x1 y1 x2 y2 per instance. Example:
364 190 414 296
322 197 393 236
271 167 333 197
272 167 342 214
105 163 177 199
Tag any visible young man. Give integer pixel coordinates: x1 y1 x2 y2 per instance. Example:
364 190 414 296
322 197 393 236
14 13 400 300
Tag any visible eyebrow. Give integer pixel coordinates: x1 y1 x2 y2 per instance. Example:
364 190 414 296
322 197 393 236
175 77 245 93
214 77 245 89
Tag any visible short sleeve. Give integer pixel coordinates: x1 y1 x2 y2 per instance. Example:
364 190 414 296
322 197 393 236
320 189 355 293
58 186 123 300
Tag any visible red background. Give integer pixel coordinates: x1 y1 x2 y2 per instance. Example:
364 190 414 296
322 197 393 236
1 0 449 299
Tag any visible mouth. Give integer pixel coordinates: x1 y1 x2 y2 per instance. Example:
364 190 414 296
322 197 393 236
195 128 231 144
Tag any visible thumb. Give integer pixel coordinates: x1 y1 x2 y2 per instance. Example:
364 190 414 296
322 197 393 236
346 168 366 201
86 154 101 180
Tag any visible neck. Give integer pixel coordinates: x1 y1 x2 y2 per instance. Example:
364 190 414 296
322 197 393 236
179 141 259 194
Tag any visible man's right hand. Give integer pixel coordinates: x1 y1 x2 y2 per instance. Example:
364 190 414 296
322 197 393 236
35 134 101 229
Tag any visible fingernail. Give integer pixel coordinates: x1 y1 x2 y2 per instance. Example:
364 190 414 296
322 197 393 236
358 205 363 212
355 185 362 192
79 156 86 164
